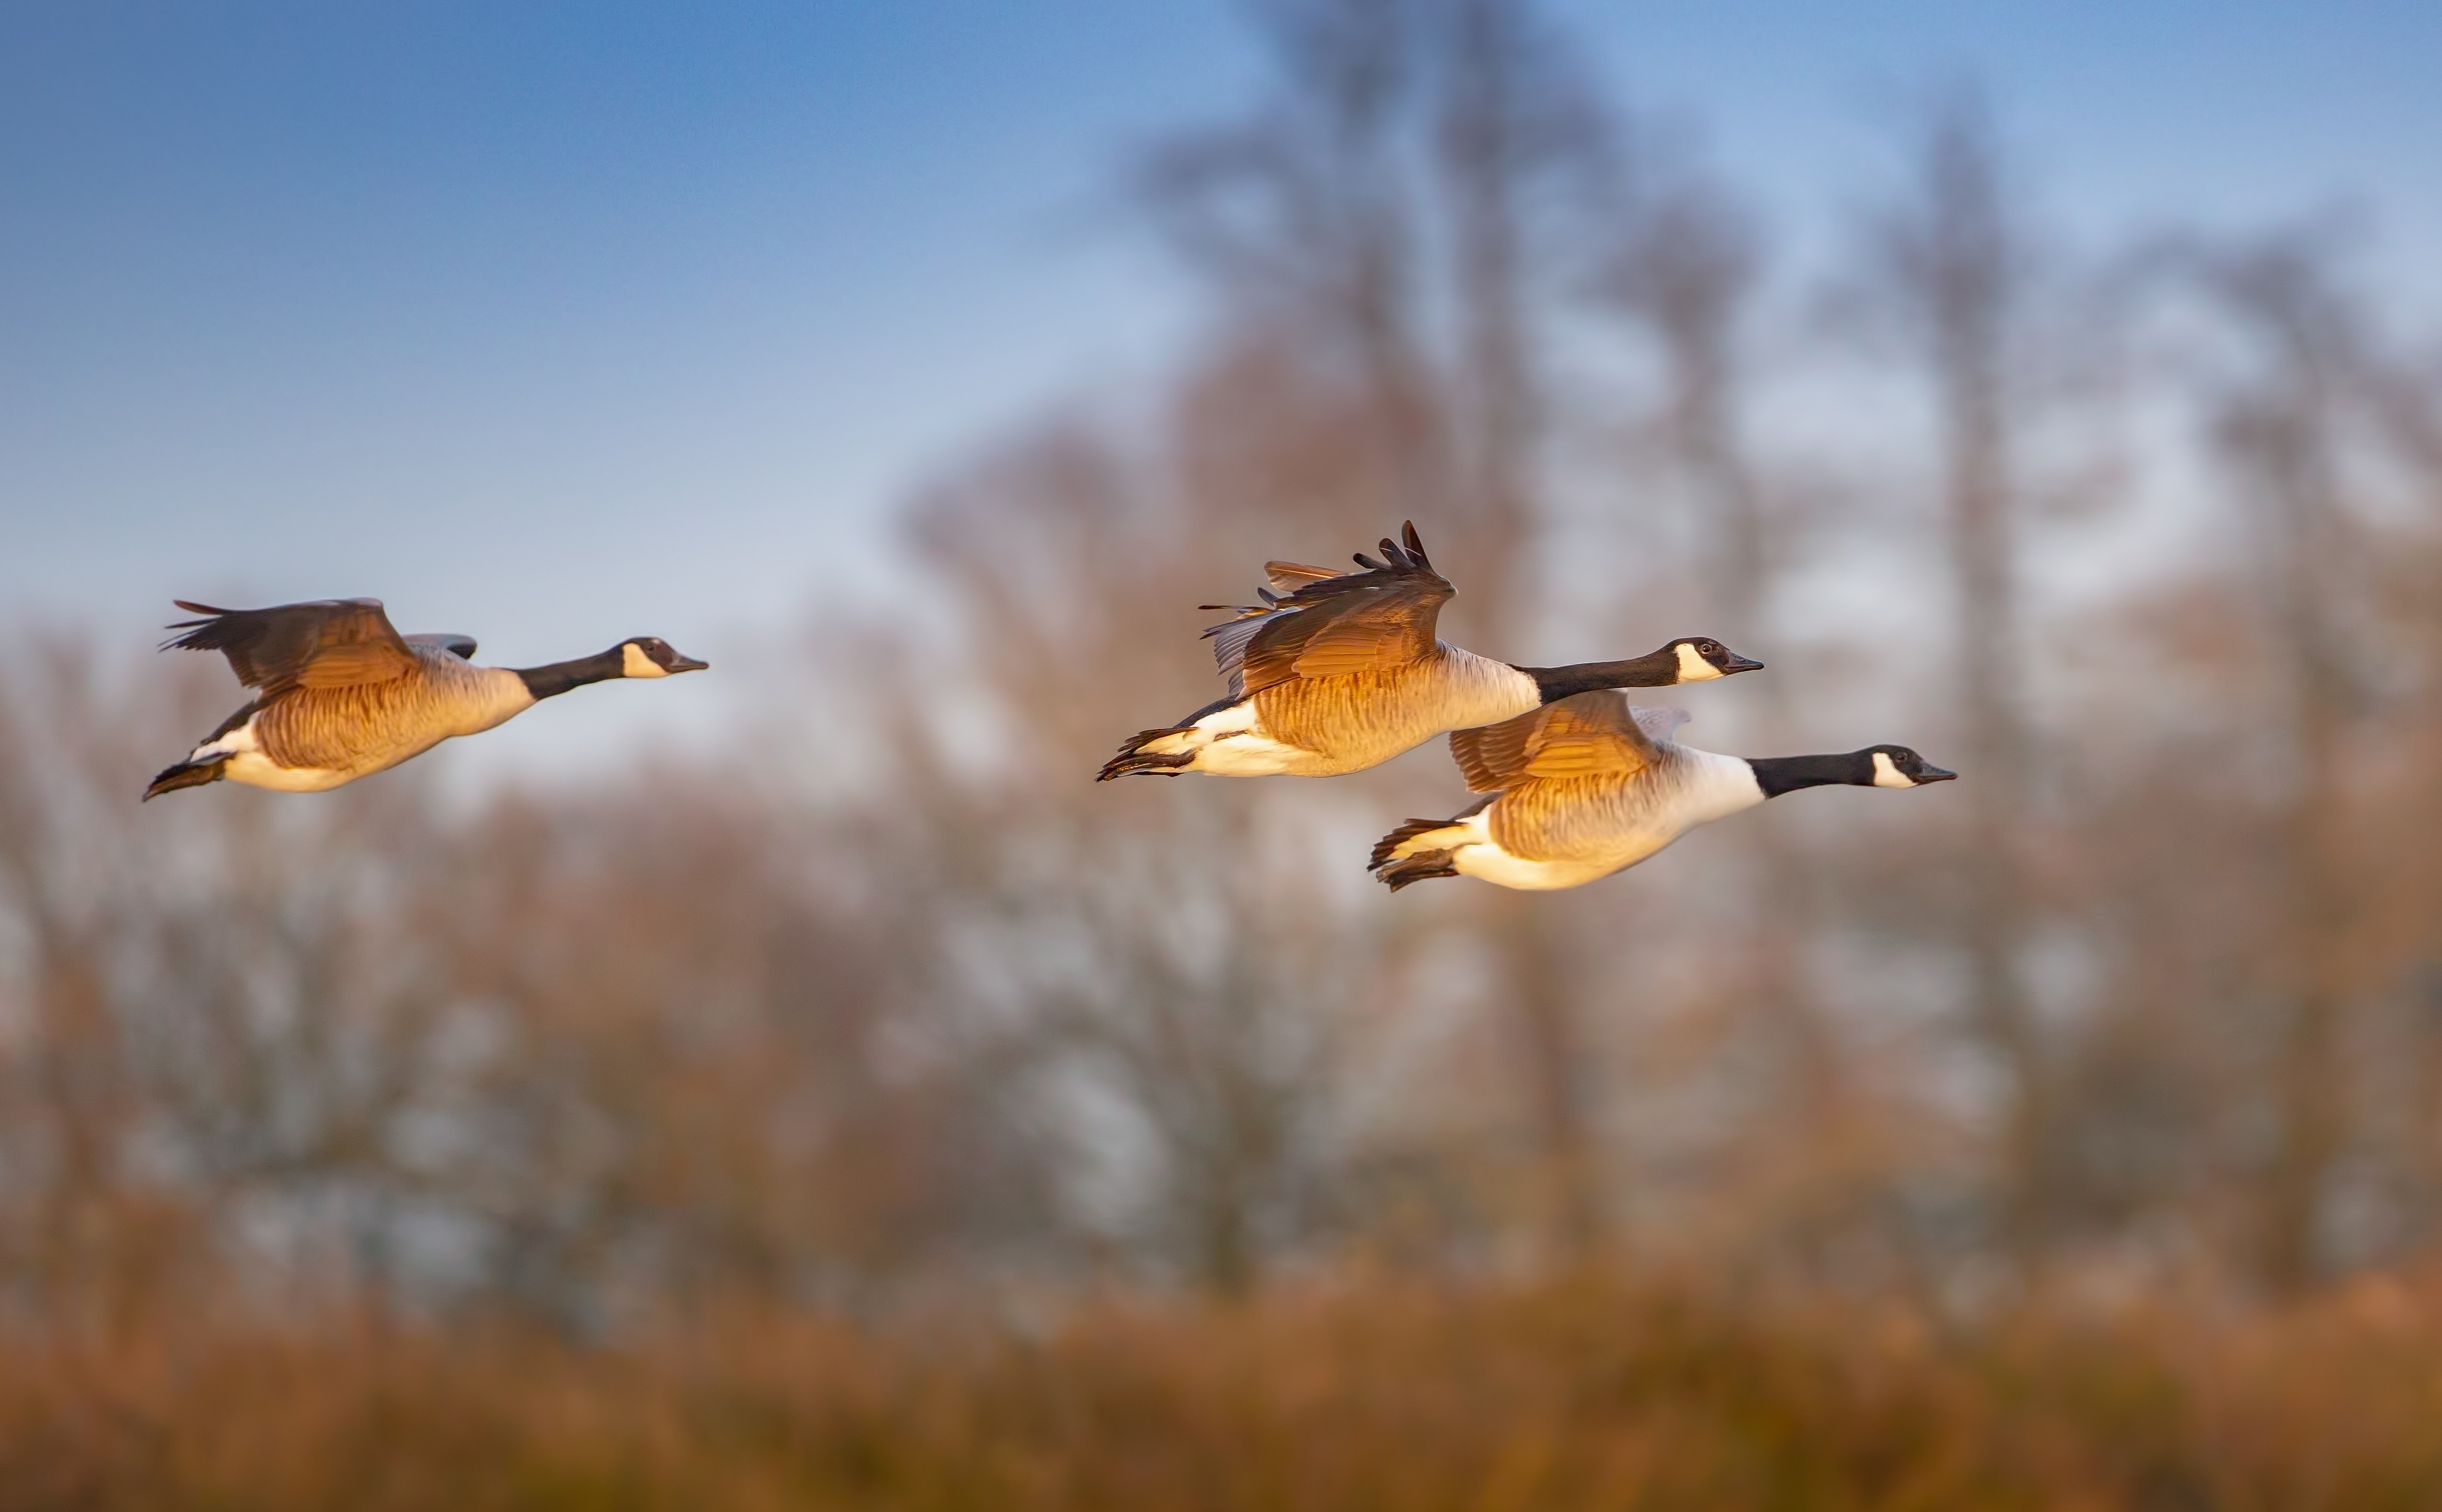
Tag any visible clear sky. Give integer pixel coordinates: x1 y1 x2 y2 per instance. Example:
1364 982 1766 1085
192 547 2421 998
3 0 2435 776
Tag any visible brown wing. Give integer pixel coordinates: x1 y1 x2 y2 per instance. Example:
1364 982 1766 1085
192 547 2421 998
1202 523 1455 698
162 598 419 696
1449 690 1661 792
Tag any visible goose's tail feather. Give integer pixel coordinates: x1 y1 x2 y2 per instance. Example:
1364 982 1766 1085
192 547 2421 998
1368 812 1480 891
1370 816 1462 870
144 755 229 801
1374 847 1462 891
1097 726 1198 782
1370 792 1501 890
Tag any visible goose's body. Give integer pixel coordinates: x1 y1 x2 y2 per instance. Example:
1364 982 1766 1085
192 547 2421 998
1098 524 1760 782
1370 692 1953 892
1138 646 1541 778
204 648 535 793
146 599 705 799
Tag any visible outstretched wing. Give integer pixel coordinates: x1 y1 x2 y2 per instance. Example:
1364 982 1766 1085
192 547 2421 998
1449 691 1676 792
405 632 479 660
162 598 419 696
1199 522 1455 699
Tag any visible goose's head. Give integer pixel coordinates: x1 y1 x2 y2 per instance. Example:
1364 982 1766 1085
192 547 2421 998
1666 637 1766 682
618 637 710 679
1865 746 1956 788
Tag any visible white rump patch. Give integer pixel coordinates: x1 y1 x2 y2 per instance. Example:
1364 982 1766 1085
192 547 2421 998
1134 700 1305 773
1192 702 1260 737
1384 811 1487 864
189 715 262 763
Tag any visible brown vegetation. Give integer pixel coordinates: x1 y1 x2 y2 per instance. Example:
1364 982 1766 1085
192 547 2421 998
7 1271 2442 1509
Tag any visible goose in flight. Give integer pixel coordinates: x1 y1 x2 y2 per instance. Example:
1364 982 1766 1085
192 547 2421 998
144 598 706 799
1369 691 1952 891
1097 522 1761 781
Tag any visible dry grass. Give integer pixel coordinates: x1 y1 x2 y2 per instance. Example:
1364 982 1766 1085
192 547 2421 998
0 1270 2438 1510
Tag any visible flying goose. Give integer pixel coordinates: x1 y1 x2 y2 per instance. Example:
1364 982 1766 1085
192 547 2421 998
1097 522 1761 781
1369 691 1953 891
144 598 706 799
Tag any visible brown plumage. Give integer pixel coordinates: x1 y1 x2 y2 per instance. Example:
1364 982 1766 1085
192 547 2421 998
145 598 705 799
1204 528 1455 700
1098 524 1759 782
1449 693 1666 792
1373 694 1955 892
163 598 424 697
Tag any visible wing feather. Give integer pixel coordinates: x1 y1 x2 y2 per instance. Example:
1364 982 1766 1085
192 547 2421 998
1449 691 1667 792
1203 523 1455 697
163 598 419 695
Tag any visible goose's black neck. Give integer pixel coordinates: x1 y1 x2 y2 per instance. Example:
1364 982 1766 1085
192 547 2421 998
1747 751 1874 799
1516 649 1679 704
515 647 625 702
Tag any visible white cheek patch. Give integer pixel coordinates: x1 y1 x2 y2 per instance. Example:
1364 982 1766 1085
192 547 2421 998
620 642 669 678
1871 751 1914 788
1674 642 1723 682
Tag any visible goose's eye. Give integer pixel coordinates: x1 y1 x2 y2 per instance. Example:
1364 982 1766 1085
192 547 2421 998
1700 641 1720 656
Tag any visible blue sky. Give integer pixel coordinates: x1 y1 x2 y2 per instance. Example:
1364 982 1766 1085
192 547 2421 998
2 0 2435 776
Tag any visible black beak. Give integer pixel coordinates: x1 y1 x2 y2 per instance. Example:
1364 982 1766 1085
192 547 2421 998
1721 653 1765 675
667 653 710 673
1915 764 1957 783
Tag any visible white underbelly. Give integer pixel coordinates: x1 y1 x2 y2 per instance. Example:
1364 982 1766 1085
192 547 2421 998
1195 733 1313 776
1455 830 1679 891
1453 847 1613 891
223 752 358 793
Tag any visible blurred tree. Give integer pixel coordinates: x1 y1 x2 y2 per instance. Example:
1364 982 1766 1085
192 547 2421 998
1842 93 2053 1269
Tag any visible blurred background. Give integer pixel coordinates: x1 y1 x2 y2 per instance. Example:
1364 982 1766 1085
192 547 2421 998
7 0 2442 1503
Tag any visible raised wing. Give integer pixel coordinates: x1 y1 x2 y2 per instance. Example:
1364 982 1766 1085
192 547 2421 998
162 598 419 695
1449 691 1673 792
405 633 479 660
1199 522 1455 698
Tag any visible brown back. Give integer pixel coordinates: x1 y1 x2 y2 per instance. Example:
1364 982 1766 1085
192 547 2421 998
1450 691 1664 792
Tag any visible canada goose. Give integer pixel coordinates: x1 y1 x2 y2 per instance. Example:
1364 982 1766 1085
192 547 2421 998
144 598 707 799
1369 691 1953 891
1097 522 1761 781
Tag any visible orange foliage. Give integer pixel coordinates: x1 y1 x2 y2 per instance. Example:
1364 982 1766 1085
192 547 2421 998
1 1273 2439 1510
